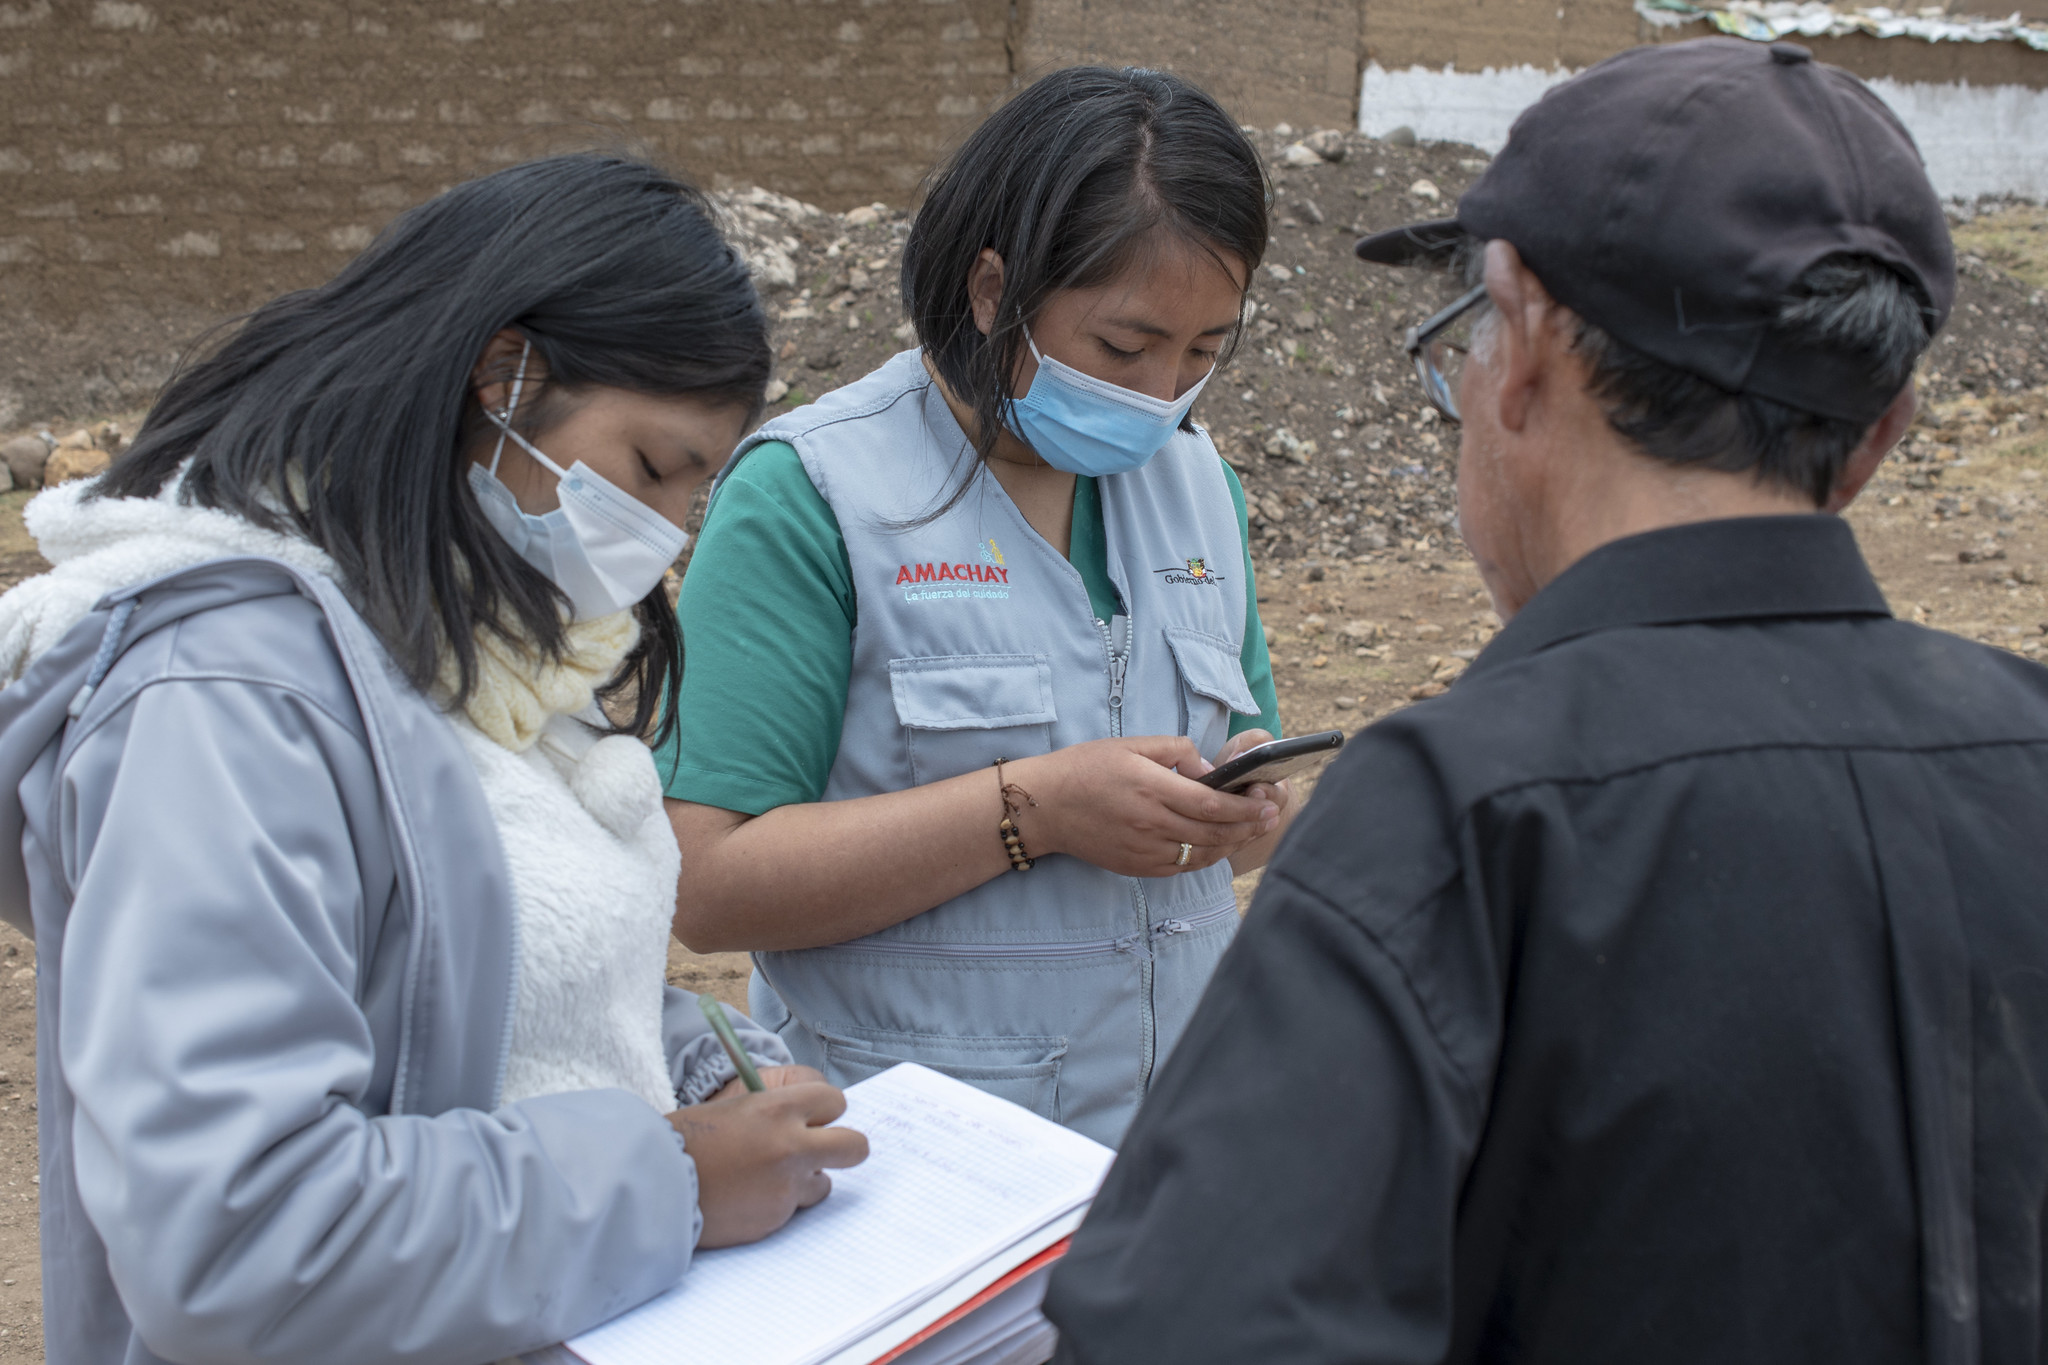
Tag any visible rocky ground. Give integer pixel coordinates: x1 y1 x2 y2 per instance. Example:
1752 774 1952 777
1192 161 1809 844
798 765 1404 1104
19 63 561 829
0 132 2041 1360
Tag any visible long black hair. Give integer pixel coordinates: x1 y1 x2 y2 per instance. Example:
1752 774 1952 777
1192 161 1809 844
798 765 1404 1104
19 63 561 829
902 66 1268 498
97 153 771 747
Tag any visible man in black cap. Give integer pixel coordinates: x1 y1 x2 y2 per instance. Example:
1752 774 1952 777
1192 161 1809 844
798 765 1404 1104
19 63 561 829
1045 37 2048 1364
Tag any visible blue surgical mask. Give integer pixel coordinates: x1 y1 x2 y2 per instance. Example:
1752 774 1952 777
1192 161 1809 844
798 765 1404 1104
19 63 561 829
1003 330 1214 477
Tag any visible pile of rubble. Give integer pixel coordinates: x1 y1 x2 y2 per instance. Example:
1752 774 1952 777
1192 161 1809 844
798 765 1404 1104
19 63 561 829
0 424 121 494
6 127 2044 584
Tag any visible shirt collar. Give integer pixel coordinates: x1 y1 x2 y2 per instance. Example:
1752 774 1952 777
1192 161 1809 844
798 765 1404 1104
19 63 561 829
1465 514 1892 681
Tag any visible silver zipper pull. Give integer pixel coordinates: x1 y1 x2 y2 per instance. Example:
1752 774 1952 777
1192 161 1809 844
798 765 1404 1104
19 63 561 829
1108 613 1131 711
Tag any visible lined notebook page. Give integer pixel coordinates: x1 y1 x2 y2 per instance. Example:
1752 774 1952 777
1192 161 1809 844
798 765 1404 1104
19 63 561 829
568 1065 1114 1365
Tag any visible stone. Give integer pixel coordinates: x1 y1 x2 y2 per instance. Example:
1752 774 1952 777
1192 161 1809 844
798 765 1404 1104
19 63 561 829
1409 178 1442 202
1301 613 1327 635
1383 125 1418 147
1333 696 1357 710
93 421 124 454
1291 309 1319 332
1257 494 1288 524
1305 564 1326 582
45 444 111 485
805 349 842 372
764 378 790 404
0 434 49 489
1339 619 1384 644
1263 263 1293 283
1408 679 1448 700
844 206 880 227
57 428 91 450
1273 123 1294 138
1303 129 1347 162
1279 142 1323 169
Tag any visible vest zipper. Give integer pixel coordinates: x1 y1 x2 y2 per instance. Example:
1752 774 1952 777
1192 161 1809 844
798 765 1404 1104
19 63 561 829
827 932 1148 961
819 902 1237 964
1147 901 1240 940
1097 612 1158 1091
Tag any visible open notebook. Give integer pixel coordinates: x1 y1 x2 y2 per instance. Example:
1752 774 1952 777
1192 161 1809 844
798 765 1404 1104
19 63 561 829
566 1064 1115 1365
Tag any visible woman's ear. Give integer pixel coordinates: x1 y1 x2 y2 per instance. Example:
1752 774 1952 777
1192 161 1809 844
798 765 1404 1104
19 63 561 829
470 328 546 415
967 249 1006 337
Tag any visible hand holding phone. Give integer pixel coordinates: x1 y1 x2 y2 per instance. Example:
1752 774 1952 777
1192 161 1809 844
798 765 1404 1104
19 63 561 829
1195 730 1346 794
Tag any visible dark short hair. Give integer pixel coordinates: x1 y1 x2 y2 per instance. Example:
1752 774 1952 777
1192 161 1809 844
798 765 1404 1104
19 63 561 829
902 65 1268 486
1455 237 1934 505
98 153 771 746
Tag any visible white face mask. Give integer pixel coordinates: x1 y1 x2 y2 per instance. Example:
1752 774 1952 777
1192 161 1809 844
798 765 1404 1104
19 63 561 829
467 340 690 622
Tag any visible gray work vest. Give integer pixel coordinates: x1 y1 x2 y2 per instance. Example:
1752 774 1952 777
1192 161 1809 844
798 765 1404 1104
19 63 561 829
730 351 1260 1146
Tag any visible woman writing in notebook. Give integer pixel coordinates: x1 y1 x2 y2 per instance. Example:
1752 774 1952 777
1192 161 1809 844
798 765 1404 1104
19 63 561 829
666 67 1293 1147
0 154 865 1364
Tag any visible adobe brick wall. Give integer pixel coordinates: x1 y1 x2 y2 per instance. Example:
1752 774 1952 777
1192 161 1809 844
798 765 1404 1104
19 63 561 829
1013 0 1364 132
2 0 2043 426
0 0 1017 426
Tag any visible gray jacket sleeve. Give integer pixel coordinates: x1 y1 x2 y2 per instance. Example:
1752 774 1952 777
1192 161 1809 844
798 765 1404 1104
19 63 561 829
663 986 796 1105
57 672 701 1365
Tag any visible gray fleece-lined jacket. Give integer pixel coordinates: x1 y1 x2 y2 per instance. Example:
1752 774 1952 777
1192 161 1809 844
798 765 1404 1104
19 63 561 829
0 556 788 1365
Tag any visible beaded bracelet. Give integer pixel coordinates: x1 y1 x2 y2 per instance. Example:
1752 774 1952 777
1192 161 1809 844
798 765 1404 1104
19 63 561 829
993 757 1037 871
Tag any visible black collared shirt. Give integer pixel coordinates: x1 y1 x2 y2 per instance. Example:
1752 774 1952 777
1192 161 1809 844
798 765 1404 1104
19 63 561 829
1047 516 2048 1365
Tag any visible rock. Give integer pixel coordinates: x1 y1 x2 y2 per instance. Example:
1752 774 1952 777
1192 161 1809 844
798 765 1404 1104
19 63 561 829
1291 309 1319 332
764 378 790 404
1301 613 1327 635
1305 563 1326 582
1257 494 1288 524
805 349 842 372
0 434 50 489
844 205 880 227
1273 123 1294 138
1409 679 1448 700
1409 178 1442 203
847 267 871 290
1333 696 1356 710
1339 619 1384 644
57 428 91 450
1383 125 1417 147
1303 129 1347 162
1279 142 1322 169
1263 263 1293 283
45 444 111 485
93 421 124 454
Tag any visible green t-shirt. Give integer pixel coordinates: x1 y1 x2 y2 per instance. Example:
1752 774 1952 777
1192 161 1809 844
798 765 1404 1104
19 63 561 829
658 442 1280 815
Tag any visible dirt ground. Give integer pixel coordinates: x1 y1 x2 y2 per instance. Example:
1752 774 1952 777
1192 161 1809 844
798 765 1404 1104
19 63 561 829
0 145 2042 1358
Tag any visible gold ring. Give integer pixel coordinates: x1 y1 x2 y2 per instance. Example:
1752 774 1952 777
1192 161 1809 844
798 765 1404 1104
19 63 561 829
1176 842 1193 867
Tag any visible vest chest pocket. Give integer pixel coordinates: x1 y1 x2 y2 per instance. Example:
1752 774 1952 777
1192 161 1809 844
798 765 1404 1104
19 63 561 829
889 654 1057 787
1163 626 1261 756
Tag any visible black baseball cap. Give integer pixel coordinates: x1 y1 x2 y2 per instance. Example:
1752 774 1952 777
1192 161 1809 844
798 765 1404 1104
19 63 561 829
1355 37 1955 424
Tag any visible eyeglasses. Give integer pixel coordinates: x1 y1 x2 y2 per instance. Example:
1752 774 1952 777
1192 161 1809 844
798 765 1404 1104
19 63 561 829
1402 283 1490 425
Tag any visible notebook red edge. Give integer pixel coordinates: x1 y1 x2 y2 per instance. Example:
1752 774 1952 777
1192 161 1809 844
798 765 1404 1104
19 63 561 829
864 1237 1073 1365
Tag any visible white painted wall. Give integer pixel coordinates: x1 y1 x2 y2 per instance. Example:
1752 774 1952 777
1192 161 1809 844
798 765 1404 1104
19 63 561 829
1358 60 2048 200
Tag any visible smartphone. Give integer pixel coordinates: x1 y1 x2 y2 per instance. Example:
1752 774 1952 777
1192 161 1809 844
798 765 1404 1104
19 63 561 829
1195 730 1346 794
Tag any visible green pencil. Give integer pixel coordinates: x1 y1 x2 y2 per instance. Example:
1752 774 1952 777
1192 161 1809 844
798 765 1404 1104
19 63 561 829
699 995 766 1093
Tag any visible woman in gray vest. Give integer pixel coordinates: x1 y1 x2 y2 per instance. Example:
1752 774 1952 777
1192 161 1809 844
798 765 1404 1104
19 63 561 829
667 68 1291 1146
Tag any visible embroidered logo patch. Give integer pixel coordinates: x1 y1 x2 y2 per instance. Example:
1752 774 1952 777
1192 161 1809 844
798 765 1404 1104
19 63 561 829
894 541 1012 602
1154 556 1225 586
